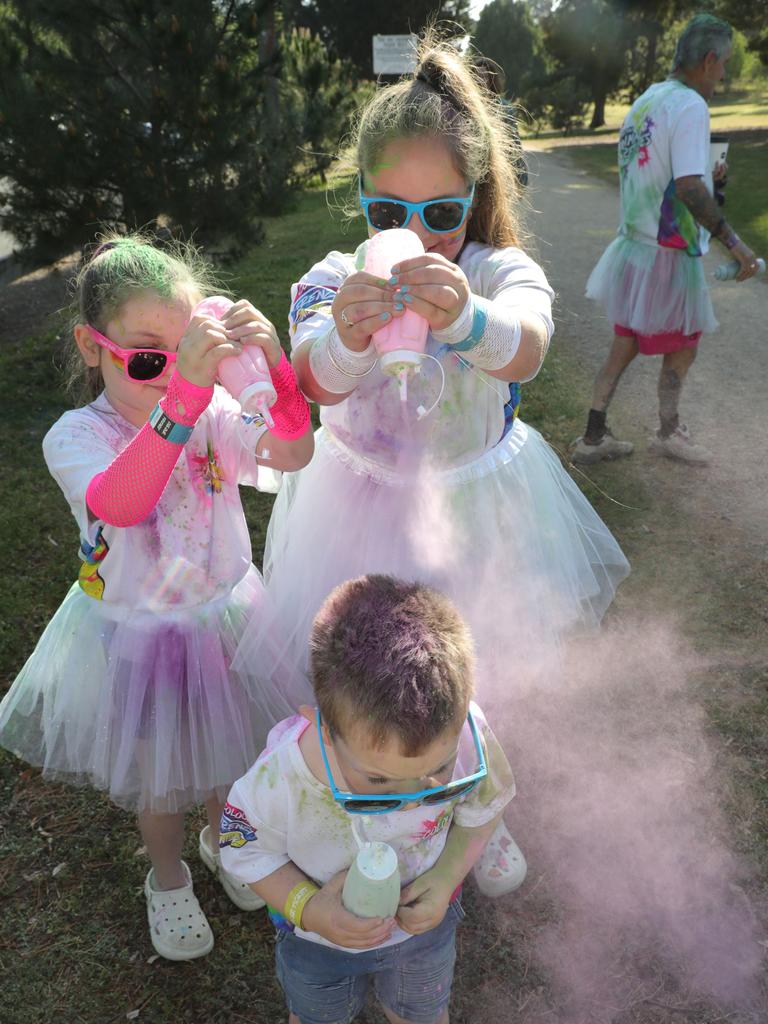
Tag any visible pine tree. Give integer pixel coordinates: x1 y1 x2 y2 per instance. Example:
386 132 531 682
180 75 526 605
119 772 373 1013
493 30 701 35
474 0 546 101
285 1 473 78
0 1 300 259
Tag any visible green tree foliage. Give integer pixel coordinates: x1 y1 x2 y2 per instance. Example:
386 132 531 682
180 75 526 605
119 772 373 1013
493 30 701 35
716 0 768 67
283 27 373 180
542 0 629 128
617 1 703 100
473 0 546 100
285 1 473 77
0 1 318 259
537 0 703 129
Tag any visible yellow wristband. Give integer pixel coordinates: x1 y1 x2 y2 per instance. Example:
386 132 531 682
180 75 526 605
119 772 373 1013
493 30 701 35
284 881 320 928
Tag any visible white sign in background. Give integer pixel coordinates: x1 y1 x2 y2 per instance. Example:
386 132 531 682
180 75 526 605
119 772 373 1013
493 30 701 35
372 35 418 76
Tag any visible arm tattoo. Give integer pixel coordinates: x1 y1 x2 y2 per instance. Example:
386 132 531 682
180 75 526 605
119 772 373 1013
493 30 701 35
676 179 733 240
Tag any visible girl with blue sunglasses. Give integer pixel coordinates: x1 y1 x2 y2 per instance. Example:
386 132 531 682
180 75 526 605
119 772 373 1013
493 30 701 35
235 30 629 901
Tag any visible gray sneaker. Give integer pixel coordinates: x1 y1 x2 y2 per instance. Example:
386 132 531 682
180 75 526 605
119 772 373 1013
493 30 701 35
571 430 634 465
648 424 711 465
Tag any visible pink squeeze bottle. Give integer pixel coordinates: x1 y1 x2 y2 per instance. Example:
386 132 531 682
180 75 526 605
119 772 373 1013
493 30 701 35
193 296 277 426
364 229 429 401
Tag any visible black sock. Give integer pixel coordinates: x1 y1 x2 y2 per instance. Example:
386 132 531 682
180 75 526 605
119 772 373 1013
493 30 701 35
659 413 679 439
584 409 607 443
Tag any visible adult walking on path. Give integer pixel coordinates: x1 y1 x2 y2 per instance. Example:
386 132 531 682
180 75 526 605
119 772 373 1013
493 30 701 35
571 13 761 467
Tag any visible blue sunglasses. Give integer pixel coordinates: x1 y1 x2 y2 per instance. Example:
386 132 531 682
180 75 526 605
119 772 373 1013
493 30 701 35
316 708 487 815
359 177 475 234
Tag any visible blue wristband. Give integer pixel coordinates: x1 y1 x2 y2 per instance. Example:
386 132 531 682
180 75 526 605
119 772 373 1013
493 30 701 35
452 298 488 352
149 403 194 445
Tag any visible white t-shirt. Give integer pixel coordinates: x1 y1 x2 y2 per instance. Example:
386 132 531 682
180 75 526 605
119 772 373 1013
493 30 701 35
43 388 279 611
220 701 515 951
617 79 712 256
288 242 554 472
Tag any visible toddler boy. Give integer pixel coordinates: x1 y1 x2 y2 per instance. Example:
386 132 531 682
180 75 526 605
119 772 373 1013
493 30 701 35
220 575 516 1024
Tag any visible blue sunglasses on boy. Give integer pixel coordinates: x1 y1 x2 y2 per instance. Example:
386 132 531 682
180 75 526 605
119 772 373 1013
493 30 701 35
359 176 475 235
316 707 488 815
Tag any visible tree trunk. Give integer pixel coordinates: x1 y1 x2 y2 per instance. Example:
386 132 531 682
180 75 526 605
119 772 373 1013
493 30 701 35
589 89 606 130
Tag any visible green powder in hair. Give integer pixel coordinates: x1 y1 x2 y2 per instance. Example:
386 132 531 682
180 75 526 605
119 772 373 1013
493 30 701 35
96 239 179 299
75 233 219 334
66 232 220 404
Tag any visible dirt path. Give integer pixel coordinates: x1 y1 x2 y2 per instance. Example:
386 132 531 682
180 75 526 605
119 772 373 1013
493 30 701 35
525 146 768 556
514 148 768 1018
0 258 77 348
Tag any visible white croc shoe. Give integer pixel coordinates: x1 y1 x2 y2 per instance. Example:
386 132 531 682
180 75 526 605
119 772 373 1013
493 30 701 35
473 820 527 897
145 861 214 961
199 825 265 912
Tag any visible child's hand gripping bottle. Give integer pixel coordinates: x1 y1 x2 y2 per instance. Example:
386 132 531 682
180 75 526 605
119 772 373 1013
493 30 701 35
193 296 278 427
364 229 429 403
342 841 401 919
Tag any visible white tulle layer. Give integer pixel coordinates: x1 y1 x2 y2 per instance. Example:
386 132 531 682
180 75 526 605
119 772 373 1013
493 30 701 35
586 236 718 336
0 566 295 813
233 422 630 699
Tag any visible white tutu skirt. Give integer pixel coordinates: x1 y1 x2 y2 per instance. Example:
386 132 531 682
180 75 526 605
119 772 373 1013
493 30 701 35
586 236 717 336
0 566 294 813
233 422 630 699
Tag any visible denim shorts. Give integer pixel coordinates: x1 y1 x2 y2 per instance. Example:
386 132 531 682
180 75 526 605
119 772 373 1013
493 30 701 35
275 900 465 1024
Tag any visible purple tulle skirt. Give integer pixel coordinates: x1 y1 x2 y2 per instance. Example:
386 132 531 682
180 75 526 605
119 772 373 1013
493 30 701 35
0 566 293 813
233 422 631 699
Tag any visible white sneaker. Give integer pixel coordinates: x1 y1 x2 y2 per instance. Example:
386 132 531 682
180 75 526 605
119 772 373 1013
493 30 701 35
571 430 634 465
472 821 527 897
145 861 214 961
648 424 710 465
199 825 265 911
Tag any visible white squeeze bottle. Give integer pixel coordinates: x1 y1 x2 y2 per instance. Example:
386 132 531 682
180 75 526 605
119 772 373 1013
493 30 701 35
193 296 277 426
713 257 765 281
364 229 430 401
342 841 401 919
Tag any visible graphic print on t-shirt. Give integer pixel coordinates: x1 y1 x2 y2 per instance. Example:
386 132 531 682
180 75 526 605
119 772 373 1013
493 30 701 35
78 529 109 600
657 179 702 256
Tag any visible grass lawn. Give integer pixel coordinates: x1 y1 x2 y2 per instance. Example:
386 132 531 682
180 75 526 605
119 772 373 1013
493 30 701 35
555 133 768 260
522 85 768 141
1 179 765 1023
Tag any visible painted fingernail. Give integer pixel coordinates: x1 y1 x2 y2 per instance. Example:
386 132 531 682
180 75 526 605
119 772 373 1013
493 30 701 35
380 312 390 320
403 293 414 303
388 275 398 285
391 265 400 274
399 284 409 293
394 302 404 311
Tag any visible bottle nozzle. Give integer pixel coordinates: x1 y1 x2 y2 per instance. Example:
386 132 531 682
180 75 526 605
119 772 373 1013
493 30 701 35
398 368 408 403
256 395 275 429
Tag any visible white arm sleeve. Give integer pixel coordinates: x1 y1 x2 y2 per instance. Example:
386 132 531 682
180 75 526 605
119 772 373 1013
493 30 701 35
289 250 378 393
308 327 378 394
436 248 554 381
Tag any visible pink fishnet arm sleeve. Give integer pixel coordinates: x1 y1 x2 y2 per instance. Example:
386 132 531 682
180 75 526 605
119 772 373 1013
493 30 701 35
86 372 213 527
267 351 311 441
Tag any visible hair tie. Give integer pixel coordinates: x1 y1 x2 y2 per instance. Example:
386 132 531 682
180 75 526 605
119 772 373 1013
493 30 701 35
92 240 118 260
415 62 464 115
